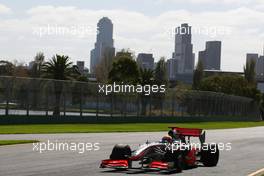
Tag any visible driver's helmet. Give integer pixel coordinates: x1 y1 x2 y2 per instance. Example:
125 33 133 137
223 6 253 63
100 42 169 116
168 129 180 140
161 135 172 143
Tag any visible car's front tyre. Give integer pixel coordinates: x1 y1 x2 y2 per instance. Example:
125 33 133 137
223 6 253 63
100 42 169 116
110 144 132 169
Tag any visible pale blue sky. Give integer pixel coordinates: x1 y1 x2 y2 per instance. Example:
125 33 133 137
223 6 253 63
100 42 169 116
0 0 263 71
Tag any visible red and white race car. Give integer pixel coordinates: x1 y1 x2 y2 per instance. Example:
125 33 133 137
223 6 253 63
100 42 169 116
100 127 219 173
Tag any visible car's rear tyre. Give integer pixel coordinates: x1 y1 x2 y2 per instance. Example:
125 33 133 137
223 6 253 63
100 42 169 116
110 144 131 159
201 143 219 167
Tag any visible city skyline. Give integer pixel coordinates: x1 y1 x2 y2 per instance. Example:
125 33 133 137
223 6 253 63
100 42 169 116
0 0 264 72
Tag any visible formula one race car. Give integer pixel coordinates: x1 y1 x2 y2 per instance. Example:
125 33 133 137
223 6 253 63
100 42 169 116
100 127 219 173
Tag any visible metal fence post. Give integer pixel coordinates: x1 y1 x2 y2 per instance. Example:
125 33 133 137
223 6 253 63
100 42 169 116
5 80 11 116
137 95 140 118
96 89 99 119
160 95 163 117
63 91 66 117
80 84 83 117
26 87 29 117
110 93 113 118
124 95 127 118
149 95 152 118
171 93 175 117
45 85 49 117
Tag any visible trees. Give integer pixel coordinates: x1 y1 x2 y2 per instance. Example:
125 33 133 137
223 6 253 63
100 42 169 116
139 68 154 86
42 54 80 116
42 55 79 80
107 50 139 115
153 57 168 112
154 57 168 86
95 48 115 83
27 52 45 109
0 60 14 76
14 65 29 77
244 59 256 85
0 60 29 77
108 51 139 84
30 52 45 78
139 68 154 115
193 59 204 89
199 75 261 101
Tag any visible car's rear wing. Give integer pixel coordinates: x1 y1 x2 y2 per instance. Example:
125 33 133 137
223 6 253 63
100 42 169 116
169 127 206 143
169 127 202 137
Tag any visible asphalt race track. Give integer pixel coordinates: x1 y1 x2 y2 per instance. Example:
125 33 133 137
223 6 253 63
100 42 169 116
0 127 263 176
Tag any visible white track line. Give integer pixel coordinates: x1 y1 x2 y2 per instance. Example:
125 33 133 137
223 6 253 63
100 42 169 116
248 168 264 176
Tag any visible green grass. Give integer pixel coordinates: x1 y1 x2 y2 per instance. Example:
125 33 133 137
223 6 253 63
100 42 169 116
0 121 263 134
0 140 39 146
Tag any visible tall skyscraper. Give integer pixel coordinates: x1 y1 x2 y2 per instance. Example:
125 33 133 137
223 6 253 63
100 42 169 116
174 23 195 74
246 53 264 78
166 23 194 84
90 17 115 73
199 41 221 70
76 61 85 74
136 53 154 70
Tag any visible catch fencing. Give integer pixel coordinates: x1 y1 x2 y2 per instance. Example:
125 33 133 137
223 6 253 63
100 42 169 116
0 76 261 123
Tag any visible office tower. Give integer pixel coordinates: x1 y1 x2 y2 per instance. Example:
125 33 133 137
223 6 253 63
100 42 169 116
198 50 206 67
166 58 178 80
258 55 264 77
166 23 194 84
246 53 258 76
174 23 195 73
76 61 85 74
136 53 154 70
90 17 115 73
246 53 258 63
199 41 221 70
246 53 264 78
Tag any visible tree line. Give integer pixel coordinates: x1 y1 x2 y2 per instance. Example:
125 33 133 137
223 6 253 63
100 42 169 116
1 50 262 117
192 59 261 102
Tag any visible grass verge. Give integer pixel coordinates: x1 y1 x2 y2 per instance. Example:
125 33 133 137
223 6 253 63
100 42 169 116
0 121 263 134
0 140 38 146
